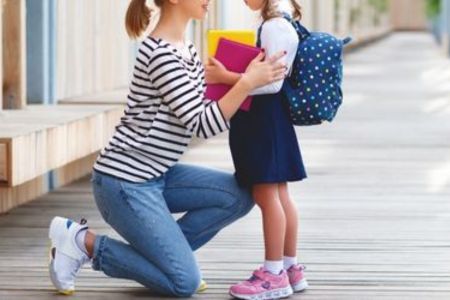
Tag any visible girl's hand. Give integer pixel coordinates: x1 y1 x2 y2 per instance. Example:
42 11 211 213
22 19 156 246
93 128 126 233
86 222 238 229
241 51 287 90
205 57 228 84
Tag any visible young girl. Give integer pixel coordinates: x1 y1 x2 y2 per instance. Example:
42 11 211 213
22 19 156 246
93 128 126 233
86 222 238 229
47 0 288 297
206 0 308 299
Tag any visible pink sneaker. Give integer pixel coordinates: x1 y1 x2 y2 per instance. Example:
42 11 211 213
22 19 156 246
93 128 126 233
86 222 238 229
229 267 293 300
287 264 308 292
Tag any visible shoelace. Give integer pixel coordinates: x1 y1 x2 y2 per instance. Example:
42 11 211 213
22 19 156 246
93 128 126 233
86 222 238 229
80 218 87 225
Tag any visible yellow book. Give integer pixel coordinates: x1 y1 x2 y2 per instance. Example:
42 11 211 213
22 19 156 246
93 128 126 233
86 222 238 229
207 30 256 57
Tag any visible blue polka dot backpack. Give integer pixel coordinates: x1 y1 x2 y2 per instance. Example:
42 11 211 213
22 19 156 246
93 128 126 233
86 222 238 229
259 15 351 126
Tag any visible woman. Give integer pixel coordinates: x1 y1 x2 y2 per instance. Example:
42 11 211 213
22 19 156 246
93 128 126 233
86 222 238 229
48 0 287 297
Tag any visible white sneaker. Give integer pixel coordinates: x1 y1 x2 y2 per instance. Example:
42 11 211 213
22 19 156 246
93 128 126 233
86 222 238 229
48 216 90 295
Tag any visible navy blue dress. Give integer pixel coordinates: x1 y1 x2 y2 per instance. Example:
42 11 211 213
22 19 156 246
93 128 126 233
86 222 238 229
229 88 307 187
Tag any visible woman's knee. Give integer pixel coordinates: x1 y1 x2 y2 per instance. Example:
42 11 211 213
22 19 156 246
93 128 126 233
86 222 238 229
171 270 201 297
222 186 255 220
215 175 255 218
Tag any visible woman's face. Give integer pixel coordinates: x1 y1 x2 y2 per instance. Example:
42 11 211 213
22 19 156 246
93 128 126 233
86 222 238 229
174 0 211 20
244 0 265 11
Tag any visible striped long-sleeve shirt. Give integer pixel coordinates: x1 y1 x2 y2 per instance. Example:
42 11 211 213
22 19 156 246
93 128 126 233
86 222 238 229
93 37 230 182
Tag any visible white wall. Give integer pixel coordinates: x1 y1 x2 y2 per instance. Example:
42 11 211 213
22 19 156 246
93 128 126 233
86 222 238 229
56 0 132 100
220 0 260 30
53 0 394 100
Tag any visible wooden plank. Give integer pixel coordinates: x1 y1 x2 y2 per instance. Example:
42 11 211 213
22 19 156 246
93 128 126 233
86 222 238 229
2 0 26 109
0 104 122 189
0 175 45 214
1 33 450 299
0 102 123 211
58 89 128 105
0 140 8 183
0 0 3 110
56 0 130 100
389 0 427 31
0 152 98 213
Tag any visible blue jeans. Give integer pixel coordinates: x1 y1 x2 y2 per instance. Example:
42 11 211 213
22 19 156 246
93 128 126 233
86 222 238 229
90 164 254 297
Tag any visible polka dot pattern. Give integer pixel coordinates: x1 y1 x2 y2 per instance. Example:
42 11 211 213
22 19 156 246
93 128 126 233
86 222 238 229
259 17 349 126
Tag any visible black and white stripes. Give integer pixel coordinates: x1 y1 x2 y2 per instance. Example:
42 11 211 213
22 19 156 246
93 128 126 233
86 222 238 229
94 37 229 182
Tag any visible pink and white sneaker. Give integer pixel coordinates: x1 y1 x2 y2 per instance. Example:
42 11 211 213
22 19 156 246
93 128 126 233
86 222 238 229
287 264 308 292
229 267 293 300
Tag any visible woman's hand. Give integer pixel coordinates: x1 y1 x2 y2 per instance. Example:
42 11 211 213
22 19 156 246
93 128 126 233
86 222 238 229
216 50 288 121
240 51 287 90
205 57 228 84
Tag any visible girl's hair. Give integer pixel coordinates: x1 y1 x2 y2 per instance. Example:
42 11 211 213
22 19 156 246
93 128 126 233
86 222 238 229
125 0 162 39
261 0 302 21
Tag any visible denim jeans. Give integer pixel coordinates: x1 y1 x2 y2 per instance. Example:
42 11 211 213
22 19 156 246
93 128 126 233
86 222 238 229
90 164 254 297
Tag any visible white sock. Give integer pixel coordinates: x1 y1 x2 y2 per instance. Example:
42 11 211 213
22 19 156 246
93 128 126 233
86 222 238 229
264 260 284 275
75 229 89 256
283 256 298 269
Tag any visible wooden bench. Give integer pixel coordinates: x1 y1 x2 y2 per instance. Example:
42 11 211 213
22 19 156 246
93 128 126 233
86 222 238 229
0 104 123 213
59 89 128 105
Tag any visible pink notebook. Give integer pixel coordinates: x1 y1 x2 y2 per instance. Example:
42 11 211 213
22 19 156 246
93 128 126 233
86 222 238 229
205 38 262 111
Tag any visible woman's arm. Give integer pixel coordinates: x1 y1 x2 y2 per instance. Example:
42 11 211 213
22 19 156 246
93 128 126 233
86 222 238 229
148 48 286 138
218 51 287 120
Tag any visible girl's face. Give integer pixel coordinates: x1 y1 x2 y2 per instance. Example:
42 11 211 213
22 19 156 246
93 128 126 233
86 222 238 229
173 0 210 20
244 0 265 11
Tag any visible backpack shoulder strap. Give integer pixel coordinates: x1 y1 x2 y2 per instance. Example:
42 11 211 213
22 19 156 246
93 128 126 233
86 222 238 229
256 21 265 48
280 13 311 41
257 13 311 47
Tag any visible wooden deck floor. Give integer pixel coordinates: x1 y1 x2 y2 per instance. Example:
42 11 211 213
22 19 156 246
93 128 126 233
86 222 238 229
1 33 450 299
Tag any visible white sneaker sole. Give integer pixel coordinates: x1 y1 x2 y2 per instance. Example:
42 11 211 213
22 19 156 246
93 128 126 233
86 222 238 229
48 217 75 295
230 286 293 300
292 278 309 292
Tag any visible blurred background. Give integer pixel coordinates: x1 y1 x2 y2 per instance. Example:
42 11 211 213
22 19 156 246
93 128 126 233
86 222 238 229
2 0 447 210
0 1 450 299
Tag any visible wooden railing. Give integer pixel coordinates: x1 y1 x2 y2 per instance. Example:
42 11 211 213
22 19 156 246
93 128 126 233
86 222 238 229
2 0 26 110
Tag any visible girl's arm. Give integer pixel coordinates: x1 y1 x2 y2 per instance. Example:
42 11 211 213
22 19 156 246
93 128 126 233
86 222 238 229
250 18 299 95
205 57 242 85
206 18 298 95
